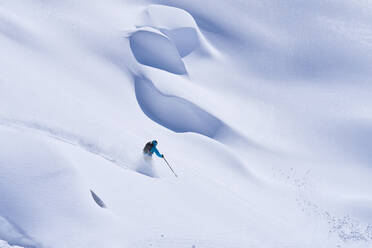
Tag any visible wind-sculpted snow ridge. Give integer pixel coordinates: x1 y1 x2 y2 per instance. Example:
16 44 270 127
129 28 187 75
160 27 198 58
2 0 372 247
134 76 222 137
144 4 216 57
134 76 260 153
129 4 219 75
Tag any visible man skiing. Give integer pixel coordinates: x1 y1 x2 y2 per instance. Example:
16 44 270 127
143 140 178 177
143 140 164 158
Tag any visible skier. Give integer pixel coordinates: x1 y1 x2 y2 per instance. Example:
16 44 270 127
143 140 164 158
143 140 178 177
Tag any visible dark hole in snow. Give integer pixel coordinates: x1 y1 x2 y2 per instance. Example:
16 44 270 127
90 190 106 208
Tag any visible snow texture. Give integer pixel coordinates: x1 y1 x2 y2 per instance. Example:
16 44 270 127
0 240 23 248
134 76 222 138
130 30 187 75
1 0 372 247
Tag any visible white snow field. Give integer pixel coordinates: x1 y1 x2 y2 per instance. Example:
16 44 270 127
1 0 372 247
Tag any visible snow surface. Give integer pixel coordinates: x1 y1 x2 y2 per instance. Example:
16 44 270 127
0 240 23 248
1 0 372 247
130 29 187 75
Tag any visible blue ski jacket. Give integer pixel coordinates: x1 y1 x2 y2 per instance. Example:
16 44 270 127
150 142 163 158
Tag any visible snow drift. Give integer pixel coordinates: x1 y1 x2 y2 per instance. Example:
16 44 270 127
1 0 372 247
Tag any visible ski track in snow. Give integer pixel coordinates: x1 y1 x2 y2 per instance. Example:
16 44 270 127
0 119 278 247
272 167 372 246
0 118 184 180
0 216 39 248
0 119 286 246
0 240 24 248
0 118 131 171
0 119 260 215
1 118 362 247
2 1 372 247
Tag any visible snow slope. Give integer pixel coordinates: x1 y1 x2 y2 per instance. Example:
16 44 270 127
1 0 372 247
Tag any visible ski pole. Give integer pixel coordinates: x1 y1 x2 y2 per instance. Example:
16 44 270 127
163 156 178 177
